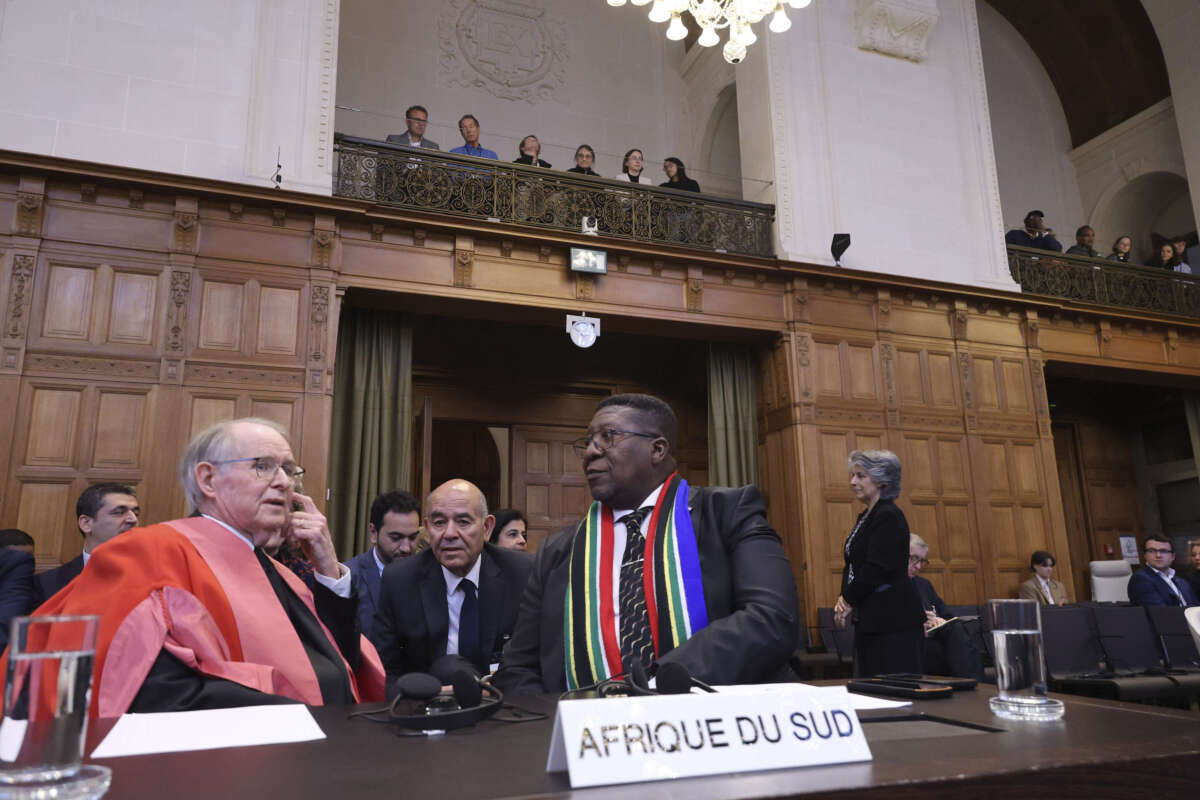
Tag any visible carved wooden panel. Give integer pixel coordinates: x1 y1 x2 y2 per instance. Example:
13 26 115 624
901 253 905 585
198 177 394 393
972 356 1000 410
15 482 75 563
25 387 82 466
42 264 95 340
198 281 245 351
511 425 588 552
189 395 238 438
992 505 1019 561
1001 360 1029 412
249 399 297 436
983 441 1011 496
255 286 301 356
92 390 147 468
107 271 157 345
928 353 956 407
904 435 935 492
847 344 878 400
896 349 923 404
815 342 842 397
820 432 852 487
1012 444 1041 496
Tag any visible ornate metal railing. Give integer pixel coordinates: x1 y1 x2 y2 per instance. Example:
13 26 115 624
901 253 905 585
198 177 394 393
334 135 775 258
1008 245 1200 318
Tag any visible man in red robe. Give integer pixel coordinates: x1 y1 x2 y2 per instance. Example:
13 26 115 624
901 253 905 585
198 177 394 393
15 417 384 717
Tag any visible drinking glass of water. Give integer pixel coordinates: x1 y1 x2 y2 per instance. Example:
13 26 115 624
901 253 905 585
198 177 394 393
1 614 110 792
986 599 1064 721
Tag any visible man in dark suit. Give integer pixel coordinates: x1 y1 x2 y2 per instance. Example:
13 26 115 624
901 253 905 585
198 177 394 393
908 534 984 680
0 533 35 648
384 105 439 150
347 489 422 642
372 480 532 681
494 394 799 695
1128 535 1199 607
32 482 139 607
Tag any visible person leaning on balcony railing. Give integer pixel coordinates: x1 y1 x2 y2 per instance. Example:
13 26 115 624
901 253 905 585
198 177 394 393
614 148 648 183
1065 225 1100 258
513 135 552 168
1146 242 1180 271
1004 209 1062 252
568 144 600 176
1106 235 1133 263
385 105 440 150
449 114 498 160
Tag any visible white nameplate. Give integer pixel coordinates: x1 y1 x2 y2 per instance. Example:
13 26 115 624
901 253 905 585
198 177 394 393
545 685 871 788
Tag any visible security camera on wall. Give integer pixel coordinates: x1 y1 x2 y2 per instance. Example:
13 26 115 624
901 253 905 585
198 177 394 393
581 216 598 236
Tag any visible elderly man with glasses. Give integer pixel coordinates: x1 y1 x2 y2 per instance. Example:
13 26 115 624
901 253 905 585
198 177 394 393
494 393 799 695
1128 535 1199 607
19 417 385 717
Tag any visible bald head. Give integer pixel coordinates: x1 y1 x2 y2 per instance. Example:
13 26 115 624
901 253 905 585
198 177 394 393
425 479 494 577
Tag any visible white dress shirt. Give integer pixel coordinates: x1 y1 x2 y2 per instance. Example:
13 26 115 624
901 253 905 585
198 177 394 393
201 514 352 597
373 547 386 577
1150 566 1187 605
1038 576 1055 604
442 556 483 656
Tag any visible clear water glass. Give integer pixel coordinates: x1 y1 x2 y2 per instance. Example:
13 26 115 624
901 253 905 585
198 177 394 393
986 599 1064 721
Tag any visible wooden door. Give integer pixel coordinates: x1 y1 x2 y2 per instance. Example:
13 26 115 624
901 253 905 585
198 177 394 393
1052 423 1092 602
511 425 590 551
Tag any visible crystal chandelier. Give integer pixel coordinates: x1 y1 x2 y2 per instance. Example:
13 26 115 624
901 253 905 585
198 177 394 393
606 0 812 64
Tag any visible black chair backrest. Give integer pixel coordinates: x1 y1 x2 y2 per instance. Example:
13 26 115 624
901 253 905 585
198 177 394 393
1145 605 1200 669
1040 605 1106 677
1092 605 1163 673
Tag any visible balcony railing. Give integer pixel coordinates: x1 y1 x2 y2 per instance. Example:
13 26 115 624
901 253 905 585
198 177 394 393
1008 245 1200 318
333 135 775 258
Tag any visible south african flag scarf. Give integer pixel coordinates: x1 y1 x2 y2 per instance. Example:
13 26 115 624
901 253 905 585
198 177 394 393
563 472 709 690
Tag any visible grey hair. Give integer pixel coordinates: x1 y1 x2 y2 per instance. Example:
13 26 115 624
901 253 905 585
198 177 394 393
848 449 902 500
179 417 291 513
910 533 929 551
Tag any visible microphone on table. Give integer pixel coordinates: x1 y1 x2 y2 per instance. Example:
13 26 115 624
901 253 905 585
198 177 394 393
655 661 718 695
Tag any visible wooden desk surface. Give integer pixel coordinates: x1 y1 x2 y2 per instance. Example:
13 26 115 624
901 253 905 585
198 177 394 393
86 685 1200 799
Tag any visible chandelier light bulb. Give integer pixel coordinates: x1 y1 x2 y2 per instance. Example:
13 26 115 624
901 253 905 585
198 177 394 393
648 0 671 24
698 25 720 47
788 0 813 8
733 20 757 46
666 14 689 40
630 0 652 6
769 5 792 32
722 38 747 64
607 0 627 7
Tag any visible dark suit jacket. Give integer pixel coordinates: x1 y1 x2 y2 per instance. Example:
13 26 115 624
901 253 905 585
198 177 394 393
372 544 532 676
840 499 925 634
493 485 800 695
31 554 84 609
0 548 34 648
1128 566 1199 607
912 575 949 620
347 549 382 640
384 134 440 150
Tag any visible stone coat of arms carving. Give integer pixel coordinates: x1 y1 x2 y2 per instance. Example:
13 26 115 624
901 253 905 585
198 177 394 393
438 0 567 103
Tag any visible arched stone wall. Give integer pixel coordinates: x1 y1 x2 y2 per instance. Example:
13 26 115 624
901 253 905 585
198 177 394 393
1092 171 1194 262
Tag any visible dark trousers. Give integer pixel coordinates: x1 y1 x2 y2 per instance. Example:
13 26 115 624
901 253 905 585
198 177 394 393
853 625 925 677
923 620 985 680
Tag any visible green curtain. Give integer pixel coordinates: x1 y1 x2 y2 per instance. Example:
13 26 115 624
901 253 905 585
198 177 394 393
328 307 412 559
707 343 759 487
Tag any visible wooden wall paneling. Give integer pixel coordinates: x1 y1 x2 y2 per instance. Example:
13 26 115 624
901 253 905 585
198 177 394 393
255 284 303 357
40 261 96 342
106 268 158 347
195 276 247 354
15 480 78 569
510 424 588 551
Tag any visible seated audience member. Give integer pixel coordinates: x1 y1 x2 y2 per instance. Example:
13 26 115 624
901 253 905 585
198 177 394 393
1107 235 1133 263
1145 242 1179 270
489 509 528 551
32 482 139 607
348 489 422 642
1128 534 1198 607
385 104 439 150
372 480 532 680
1065 226 1100 258
8 418 384 716
514 135 551 168
1018 550 1068 605
1171 235 1193 274
614 148 648 183
1182 538 1200 596
494 393 799 695
449 114 498 160
659 157 700 192
1005 210 1063 252
0 528 35 555
909 534 984 680
568 144 599 176
0 531 34 648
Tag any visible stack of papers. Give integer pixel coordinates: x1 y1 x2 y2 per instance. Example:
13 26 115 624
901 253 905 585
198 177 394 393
91 704 326 758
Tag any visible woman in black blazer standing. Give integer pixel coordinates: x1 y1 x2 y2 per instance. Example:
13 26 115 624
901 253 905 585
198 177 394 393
834 449 926 676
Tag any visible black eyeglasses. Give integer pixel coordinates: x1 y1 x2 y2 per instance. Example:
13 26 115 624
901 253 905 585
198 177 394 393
908 555 927 566
1144 547 1174 555
212 456 305 481
571 428 656 457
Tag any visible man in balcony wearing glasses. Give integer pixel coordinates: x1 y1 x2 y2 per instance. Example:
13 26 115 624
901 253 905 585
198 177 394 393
1128 535 1198 607
385 105 440 150
20 417 385 716
494 394 799 695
